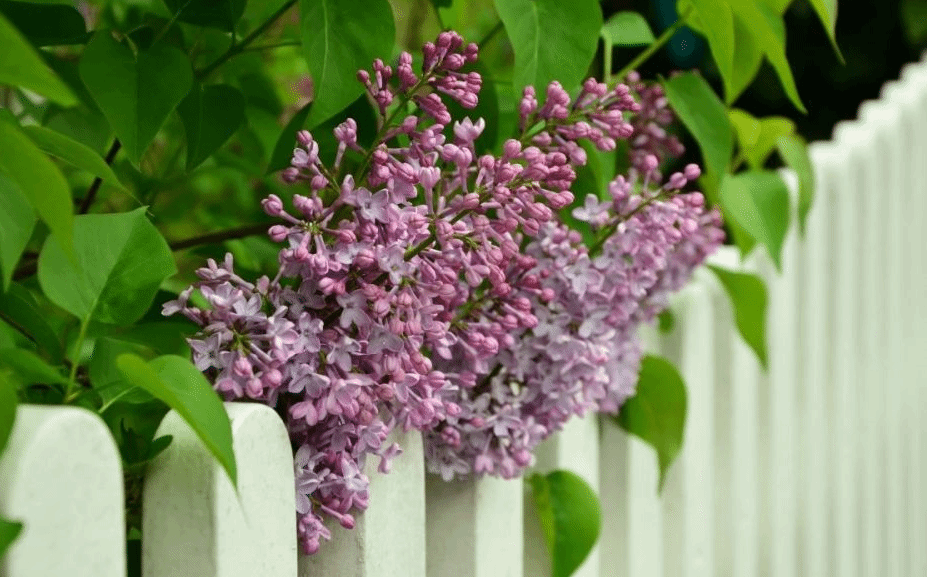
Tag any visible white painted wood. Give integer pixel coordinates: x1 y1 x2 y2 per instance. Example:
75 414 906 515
0 405 124 577
299 428 426 577
659 282 715 577
143 403 296 577
426 474 523 577
524 416 600 577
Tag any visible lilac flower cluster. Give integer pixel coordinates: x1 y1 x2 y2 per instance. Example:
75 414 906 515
166 30 722 554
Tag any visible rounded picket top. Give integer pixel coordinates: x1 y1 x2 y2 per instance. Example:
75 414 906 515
0 404 125 577
143 402 296 577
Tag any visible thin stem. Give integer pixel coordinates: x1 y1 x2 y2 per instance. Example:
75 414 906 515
169 223 272 251
78 140 122 214
196 0 298 80
614 9 692 81
478 21 504 49
66 316 91 399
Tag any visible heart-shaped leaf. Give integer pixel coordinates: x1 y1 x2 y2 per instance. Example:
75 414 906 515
79 33 193 164
22 125 126 189
0 12 77 105
300 0 395 128
529 469 601 577
0 118 74 260
614 354 687 491
719 171 790 270
178 83 246 170
708 265 768 368
495 0 602 95
0 174 35 291
37 207 177 325
116 353 237 487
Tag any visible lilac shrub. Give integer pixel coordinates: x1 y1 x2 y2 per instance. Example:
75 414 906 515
165 31 722 554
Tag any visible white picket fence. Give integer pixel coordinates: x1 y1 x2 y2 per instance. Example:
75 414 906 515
3 55 927 577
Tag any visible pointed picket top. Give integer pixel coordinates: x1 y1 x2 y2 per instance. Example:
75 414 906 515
0 405 124 577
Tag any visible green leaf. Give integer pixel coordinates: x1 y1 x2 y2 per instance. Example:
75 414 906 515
708 264 769 368
89 338 155 406
777 133 813 235
0 347 69 386
0 174 35 291
22 125 126 189
0 516 23 559
0 370 17 454
116 353 237 486
79 33 193 164
719 171 790 270
614 354 687 491
0 118 74 260
807 0 842 62
0 284 64 362
300 0 395 127
37 207 177 325
662 72 732 198
495 0 602 94
678 0 735 97
601 11 654 47
0 0 88 46
529 470 601 577
0 12 77 106
728 109 795 168
727 0 805 113
178 83 246 170
163 0 246 31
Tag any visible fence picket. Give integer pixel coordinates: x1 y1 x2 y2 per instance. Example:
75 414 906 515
299 428 426 577
0 406 124 577
425 474 523 577
142 403 296 577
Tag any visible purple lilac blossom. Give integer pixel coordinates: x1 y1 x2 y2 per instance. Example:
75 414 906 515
165 30 722 554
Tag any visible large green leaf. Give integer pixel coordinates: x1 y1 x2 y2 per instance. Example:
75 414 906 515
0 118 74 260
23 125 126 190
0 12 76 106
0 284 64 362
614 354 687 491
79 33 193 164
678 0 735 98
116 353 237 486
0 0 87 46
299 0 395 128
601 11 654 47
777 134 814 236
662 72 732 199
708 265 769 368
727 0 805 112
495 0 602 94
178 83 246 170
807 0 842 62
719 171 790 270
0 347 69 386
162 0 246 31
0 516 22 560
529 469 601 577
0 174 35 291
37 207 177 325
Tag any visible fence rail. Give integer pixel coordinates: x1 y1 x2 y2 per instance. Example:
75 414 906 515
3 54 926 577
